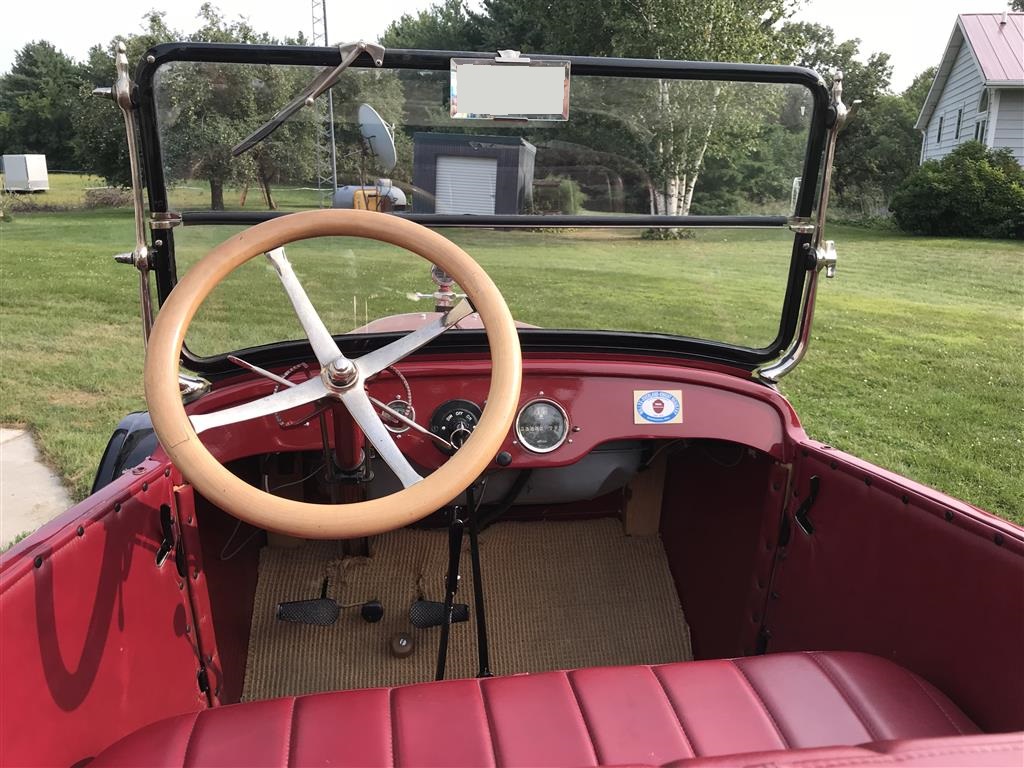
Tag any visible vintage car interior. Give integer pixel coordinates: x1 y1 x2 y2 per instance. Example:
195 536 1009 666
1 41 1022 767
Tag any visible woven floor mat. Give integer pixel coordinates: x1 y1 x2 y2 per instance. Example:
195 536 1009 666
242 517 692 700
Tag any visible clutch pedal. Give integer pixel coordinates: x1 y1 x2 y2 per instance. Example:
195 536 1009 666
277 579 383 626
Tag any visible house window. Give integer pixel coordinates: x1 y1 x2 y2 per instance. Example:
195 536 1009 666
937 115 944 142
979 90 989 112
975 119 988 142
955 108 963 139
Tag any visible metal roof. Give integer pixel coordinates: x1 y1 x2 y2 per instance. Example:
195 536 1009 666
961 13 1023 82
915 13 1023 131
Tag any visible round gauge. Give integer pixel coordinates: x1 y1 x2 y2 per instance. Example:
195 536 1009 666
431 265 456 288
429 399 482 454
381 399 415 434
515 399 569 454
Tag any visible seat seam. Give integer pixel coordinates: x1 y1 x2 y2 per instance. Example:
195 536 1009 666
564 670 600 767
765 742 1022 768
649 666 697 758
730 658 791 749
180 711 202 768
477 678 499 767
387 687 396 767
283 698 297 768
901 667 965 735
808 652 881 741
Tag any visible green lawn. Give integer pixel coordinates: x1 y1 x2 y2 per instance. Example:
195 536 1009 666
1 172 108 209
1 208 1021 523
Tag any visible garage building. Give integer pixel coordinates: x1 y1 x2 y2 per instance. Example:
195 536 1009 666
411 133 536 215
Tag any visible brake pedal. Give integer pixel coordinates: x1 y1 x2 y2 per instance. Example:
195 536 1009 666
410 599 469 628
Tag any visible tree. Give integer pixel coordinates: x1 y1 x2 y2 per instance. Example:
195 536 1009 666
385 1 798 217
0 42 85 169
73 12 180 188
777 22 899 211
77 5 318 210
381 0 484 50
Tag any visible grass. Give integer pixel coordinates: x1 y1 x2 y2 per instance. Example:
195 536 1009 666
1 172 109 210
1 208 1021 524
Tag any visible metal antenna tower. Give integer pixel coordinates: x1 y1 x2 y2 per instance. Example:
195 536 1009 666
312 0 339 207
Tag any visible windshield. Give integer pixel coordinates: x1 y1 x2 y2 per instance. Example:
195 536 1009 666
145 48 825 360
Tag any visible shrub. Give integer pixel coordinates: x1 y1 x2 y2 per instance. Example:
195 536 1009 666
890 142 1024 238
532 176 585 215
84 187 132 209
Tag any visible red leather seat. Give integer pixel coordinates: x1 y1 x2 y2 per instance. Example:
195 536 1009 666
93 651 981 767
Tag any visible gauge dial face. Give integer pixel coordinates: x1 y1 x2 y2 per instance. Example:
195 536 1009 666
381 400 415 433
429 399 482 454
515 399 569 453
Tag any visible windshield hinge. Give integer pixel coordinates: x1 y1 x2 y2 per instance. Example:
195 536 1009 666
150 211 182 230
787 216 815 235
815 240 838 279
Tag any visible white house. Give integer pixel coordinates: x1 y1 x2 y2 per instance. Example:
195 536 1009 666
915 12 1023 165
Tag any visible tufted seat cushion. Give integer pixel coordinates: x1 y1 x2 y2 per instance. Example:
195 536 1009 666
93 651 981 767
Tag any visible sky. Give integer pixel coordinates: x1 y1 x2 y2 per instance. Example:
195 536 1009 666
0 0 1017 91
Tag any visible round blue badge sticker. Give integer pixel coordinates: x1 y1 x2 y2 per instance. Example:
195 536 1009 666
635 390 682 424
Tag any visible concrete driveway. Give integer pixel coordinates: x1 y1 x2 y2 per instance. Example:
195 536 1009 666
1 428 72 548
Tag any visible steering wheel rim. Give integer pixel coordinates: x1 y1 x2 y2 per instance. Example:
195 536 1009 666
145 209 522 539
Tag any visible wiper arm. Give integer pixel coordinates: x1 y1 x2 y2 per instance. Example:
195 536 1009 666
231 41 385 157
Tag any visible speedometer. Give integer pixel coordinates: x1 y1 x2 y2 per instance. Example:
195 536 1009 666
515 398 569 453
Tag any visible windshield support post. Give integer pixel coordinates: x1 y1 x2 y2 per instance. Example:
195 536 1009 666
102 42 155 349
755 75 859 384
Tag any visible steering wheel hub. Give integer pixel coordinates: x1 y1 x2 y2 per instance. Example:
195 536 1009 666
324 357 359 390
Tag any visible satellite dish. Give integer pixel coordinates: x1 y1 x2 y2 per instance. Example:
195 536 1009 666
358 103 397 173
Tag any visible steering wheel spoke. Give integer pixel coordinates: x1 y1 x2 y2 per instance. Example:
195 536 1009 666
356 298 475 378
338 388 423 488
190 376 327 434
266 247 345 368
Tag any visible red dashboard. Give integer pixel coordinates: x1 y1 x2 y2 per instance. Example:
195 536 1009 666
183 356 800 469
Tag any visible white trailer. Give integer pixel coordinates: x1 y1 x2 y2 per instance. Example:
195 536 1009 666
2 154 50 192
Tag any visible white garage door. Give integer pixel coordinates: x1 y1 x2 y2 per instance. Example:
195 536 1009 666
435 155 497 215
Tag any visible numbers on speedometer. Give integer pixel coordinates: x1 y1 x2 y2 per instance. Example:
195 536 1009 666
515 399 569 453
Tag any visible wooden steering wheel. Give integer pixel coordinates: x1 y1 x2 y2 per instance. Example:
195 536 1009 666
144 209 522 539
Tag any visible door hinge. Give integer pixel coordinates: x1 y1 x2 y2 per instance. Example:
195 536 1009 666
197 666 210 694
794 475 820 535
155 503 187 578
755 626 771 655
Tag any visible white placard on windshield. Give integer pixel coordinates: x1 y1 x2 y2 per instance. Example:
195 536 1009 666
451 59 570 120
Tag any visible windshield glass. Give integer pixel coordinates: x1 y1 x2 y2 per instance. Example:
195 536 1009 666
150 54 821 356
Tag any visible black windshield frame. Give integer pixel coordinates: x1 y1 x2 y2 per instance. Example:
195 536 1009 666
133 42 830 376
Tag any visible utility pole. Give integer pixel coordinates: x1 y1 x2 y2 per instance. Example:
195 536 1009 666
312 0 339 207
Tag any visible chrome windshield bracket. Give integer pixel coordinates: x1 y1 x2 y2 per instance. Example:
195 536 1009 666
103 41 154 348
787 217 815 235
495 50 530 62
231 40 385 157
179 374 212 404
150 212 182 230
755 75 857 385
